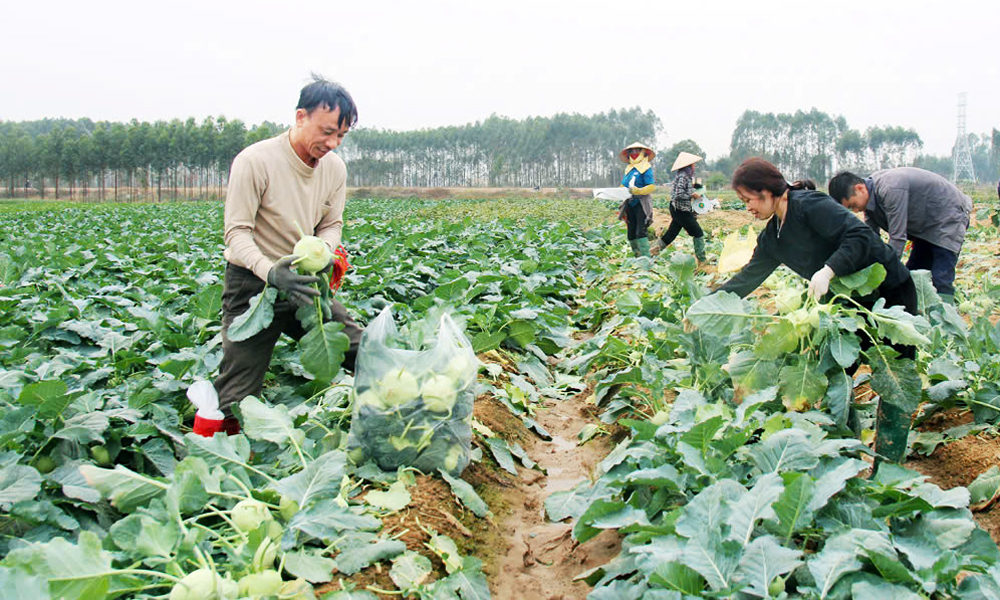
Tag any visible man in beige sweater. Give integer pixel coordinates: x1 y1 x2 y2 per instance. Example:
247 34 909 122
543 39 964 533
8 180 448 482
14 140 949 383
197 75 364 437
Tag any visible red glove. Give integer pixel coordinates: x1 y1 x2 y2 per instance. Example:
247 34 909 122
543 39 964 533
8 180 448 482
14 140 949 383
330 245 350 293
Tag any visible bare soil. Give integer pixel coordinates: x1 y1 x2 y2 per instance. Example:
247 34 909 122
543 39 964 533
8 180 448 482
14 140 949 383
906 408 1000 543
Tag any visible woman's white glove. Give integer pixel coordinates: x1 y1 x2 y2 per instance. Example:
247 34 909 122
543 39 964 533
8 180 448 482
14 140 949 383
187 380 223 420
808 265 835 299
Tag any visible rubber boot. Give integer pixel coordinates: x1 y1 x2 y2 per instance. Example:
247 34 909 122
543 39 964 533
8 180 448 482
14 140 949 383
693 236 707 263
635 237 651 258
939 293 954 305
872 399 910 474
628 239 640 257
193 415 241 437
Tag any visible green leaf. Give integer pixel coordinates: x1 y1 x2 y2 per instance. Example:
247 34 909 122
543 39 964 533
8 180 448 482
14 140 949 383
0 566 50 600
188 283 223 320
750 429 820 474
778 362 827 412
53 412 110 444
239 396 306 447
807 459 868 513
78 464 167 512
485 437 518 475
680 416 725 454
674 480 746 541
649 562 705 595
727 473 784 544
365 480 411 512
284 550 337 583
299 320 349 383
850 580 923 599
227 287 276 342
439 469 489 517
867 350 923 414
830 263 885 297
270 450 347 509
390 551 432 591
735 535 803 598
827 332 860 369
333 540 406 576
2 531 113 599
426 533 464 574
771 472 815 540
686 292 753 337
109 514 179 558
0 465 42 508
183 432 253 474
807 547 862 599
680 535 742 592
969 466 1000 505
288 499 380 542
17 380 67 407
544 480 614 522
824 369 853 427
574 500 651 543
504 319 536 348
471 331 506 353
870 302 931 346
431 556 490 600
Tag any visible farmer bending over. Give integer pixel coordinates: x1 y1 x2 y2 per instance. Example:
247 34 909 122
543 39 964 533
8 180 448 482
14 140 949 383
828 167 973 304
716 157 917 466
197 75 364 437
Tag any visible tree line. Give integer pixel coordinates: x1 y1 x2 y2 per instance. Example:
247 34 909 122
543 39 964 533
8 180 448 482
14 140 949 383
1 109 996 200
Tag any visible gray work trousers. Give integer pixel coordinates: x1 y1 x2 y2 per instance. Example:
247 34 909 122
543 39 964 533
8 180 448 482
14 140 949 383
213 262 363 416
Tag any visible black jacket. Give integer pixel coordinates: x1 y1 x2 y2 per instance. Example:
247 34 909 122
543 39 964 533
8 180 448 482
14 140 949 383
719 189 909 298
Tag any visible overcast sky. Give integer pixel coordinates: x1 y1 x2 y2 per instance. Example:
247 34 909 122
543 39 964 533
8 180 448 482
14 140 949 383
2 0 997 162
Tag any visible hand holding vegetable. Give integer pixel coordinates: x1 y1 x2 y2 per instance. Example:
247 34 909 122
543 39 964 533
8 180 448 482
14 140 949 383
267 256 320 307
807 265 835 300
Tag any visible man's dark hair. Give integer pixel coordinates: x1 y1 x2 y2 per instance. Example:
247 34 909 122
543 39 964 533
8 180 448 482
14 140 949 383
297 73 358 128
827 171 864 203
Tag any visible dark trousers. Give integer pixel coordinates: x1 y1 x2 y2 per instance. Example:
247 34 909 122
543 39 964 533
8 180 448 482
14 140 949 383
213 262 363 416
625 199 648 240
906 238 958 296
659 205 704 245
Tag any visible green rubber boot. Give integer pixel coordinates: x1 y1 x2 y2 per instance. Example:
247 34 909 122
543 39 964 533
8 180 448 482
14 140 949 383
939 293 954 305
692 236 707 263
635 237 651 258
628 239 640 257
872 399 911 473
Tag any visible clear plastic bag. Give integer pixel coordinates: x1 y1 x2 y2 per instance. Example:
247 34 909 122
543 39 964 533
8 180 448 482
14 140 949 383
345 307 479 476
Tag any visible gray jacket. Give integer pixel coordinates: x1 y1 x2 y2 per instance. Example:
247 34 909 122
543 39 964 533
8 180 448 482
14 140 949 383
864 167 972 255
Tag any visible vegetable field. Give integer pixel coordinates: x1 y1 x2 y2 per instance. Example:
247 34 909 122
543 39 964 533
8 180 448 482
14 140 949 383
2 189 1000 599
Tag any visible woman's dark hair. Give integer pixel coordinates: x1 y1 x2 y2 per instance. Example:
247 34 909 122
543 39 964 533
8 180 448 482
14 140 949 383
297 73 358 128
827 171 864 203
731 157 814 195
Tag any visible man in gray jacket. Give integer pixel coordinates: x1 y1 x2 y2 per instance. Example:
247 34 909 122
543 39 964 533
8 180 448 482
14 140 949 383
828 167 973 304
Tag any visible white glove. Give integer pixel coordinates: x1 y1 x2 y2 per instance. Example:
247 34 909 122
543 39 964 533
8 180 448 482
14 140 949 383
187 380 223 420
808 265 835 299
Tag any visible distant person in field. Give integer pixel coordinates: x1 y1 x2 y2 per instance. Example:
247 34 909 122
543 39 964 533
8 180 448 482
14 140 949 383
616 142 657 257
828 167 973 304
196 74 364 437
717 158 917 465
652 152 707 266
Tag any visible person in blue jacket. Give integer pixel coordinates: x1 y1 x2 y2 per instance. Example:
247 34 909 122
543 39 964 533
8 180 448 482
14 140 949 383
616 142 657 257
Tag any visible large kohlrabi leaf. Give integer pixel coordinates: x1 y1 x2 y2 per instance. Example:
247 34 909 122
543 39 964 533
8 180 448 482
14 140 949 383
0 464 42 509
333 539 407 576
869 300 931 346
544 479 614 522
686 292 755 337
867 350 923 414
735 535 803 598
680 535 742 592
726 473 784 544
439 469 489 518
674 479 746 542
269 450 347 508
239 396 305 447
299 320 349 383
2 531 113 598
830 263 885 297
226 287 276 342
78 464 167 512
749 429 820 474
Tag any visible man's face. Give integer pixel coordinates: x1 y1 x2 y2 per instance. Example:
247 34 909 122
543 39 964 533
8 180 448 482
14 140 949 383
295 105 349 161
841 183 869 213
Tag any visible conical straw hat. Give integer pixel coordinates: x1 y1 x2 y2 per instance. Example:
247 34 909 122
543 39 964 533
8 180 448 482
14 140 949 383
671 151 703 171
619 142 656 163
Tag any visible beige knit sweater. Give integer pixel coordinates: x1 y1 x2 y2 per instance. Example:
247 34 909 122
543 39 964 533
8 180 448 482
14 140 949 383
223 130 347 282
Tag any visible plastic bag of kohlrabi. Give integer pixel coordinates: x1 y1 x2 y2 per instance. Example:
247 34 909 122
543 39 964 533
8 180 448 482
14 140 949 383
345 307 480 476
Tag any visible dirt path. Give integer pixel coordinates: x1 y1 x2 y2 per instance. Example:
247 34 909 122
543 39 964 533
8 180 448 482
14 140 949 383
491 393 621 599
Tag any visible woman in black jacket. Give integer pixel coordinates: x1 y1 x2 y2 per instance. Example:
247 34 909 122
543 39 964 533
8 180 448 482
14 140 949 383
717 158 917 467
719 158 915 316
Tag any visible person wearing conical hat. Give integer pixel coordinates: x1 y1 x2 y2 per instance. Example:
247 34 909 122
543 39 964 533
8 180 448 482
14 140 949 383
652 151 707 265
616 142 657 257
